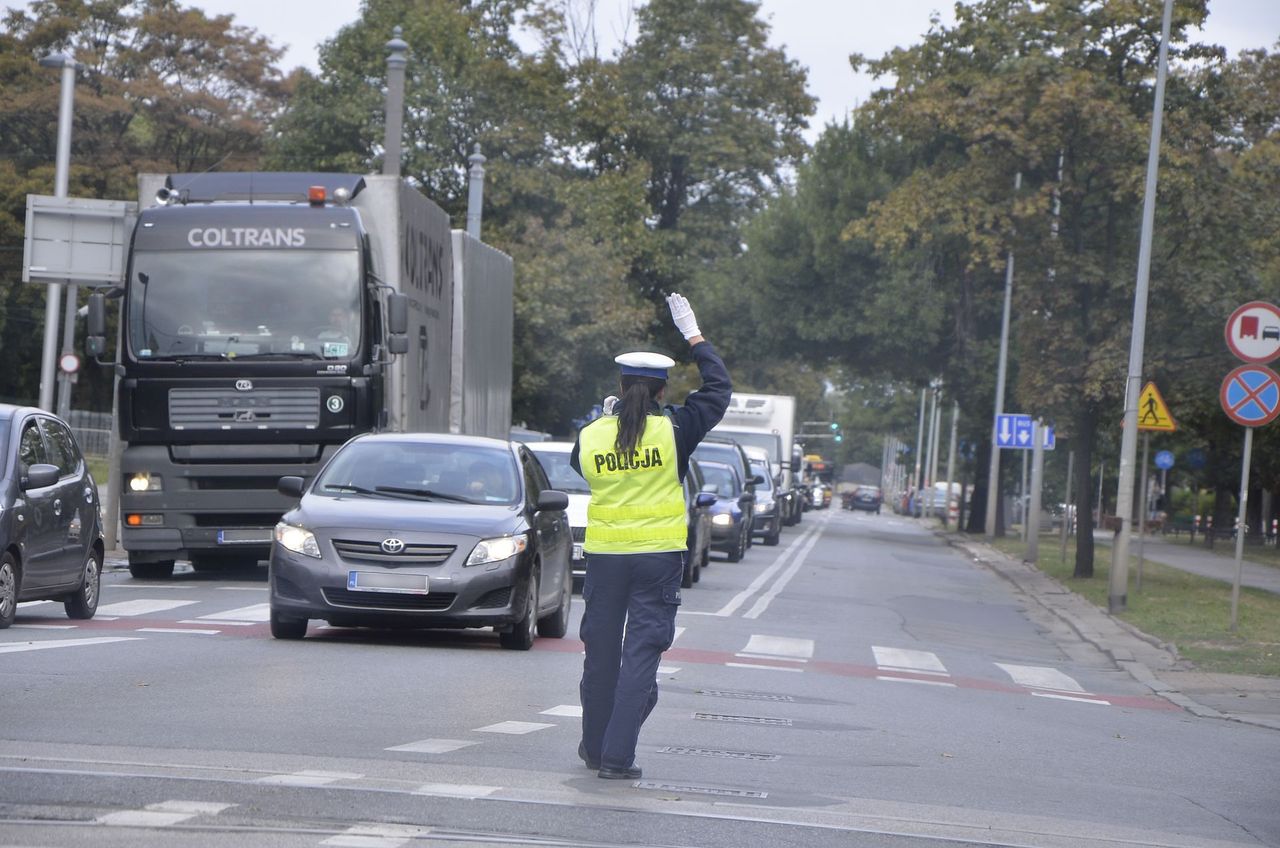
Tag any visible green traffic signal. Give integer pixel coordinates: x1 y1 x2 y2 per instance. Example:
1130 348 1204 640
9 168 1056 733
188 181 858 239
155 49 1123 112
829 422 839 430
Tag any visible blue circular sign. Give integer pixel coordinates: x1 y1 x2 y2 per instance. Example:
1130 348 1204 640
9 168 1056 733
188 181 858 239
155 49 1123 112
1154 450 1174 470
1186 448 1206 470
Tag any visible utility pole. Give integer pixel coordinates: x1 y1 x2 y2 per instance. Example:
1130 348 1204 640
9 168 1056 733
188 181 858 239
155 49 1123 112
1110 0 1174 614
382 27 408 177
37 50 77 412
943 403 959 529
985 172 1021 538
913 388 927 499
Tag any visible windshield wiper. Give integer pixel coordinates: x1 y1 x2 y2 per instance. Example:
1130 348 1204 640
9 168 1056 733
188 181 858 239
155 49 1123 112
322 483 381 496
374 486 475 503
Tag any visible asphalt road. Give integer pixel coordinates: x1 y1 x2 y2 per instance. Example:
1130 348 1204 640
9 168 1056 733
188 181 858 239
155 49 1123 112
2 509 1277 848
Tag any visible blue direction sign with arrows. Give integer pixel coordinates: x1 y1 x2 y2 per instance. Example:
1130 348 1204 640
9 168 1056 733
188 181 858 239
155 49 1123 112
995 414 1055 450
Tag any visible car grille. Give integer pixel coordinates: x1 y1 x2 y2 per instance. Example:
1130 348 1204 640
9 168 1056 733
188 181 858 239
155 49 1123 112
570 526 586 543
332 539 455 566
322 587 456 611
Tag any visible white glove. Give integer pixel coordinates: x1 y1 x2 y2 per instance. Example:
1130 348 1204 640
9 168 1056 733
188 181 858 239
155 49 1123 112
666 292 700 340
602 395 619 415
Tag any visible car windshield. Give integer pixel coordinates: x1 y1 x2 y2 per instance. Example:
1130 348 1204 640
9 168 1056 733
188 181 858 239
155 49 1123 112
529 449 590 494
128 249 361 360
700 463 739 498
315 441 520 505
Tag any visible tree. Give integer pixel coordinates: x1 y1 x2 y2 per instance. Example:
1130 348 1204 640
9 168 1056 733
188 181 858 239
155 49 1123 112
0 0 289 407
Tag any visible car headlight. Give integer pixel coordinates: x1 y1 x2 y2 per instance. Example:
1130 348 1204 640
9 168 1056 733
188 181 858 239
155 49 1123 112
757 499 776 514
129 472 162 492
275 522 321 558
712 513 733 527
466 534 528 567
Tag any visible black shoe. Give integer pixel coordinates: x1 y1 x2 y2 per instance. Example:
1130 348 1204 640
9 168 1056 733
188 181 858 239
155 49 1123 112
577 742 599 771
597 765 642 780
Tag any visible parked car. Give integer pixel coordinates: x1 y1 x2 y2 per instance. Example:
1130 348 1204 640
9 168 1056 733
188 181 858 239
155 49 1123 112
693 438 761 547
698 459 750 562
682 458 716 587
843 485 883 513
749 459 782 545
0 404 104 628
269 433 572 650
526 441 590 589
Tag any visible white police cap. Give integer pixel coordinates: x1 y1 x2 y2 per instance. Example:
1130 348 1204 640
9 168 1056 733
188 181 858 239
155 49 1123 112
615 351 675 380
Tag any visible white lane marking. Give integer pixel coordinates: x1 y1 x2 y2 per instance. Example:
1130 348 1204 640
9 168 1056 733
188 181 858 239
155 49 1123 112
198 603 270 621
12 624 78 630
474 721 554 735
712 521 822 617
0 636 142 655
671 626 686 643
256 769 362 787
741 635 814 660
725 662 804 673
95 599 198 617
540 705 582 717
137 628 220 636
1032 692 1111 705
415 783 500 799
873 646 949 675
743 520 826 619
98 799 233 827
877 675 957 688
182 619 255 626
323 823 429 847
996 663 1088 694
216 586 268 591
386 739 476 754
16 600 55 607
657 665 681 674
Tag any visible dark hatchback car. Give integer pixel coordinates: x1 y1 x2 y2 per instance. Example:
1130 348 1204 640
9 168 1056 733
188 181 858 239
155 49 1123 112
0 405 103 628
269 433 573 650
698 459 750 562
844 485 883 514
693 438 760 548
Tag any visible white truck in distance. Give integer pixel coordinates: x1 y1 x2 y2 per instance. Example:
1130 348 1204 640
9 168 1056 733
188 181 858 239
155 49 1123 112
712 393 801 527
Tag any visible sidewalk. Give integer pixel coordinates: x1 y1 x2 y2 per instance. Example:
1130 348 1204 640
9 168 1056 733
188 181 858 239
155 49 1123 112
1093 532 1280 596
942 532 1280 733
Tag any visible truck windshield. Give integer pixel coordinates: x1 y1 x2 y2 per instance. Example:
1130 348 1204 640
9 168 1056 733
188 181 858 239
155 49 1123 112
128 250 361 359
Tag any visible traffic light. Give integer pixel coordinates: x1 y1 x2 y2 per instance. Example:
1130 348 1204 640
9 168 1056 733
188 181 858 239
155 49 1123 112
829 422 839 430
830 421 842 443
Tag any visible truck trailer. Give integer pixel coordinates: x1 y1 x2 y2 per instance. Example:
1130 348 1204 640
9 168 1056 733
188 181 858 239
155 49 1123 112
85 172 513 578
711 393 802 527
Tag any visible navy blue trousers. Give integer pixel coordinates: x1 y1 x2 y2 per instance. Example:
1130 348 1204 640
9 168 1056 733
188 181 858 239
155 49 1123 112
578 550 683 770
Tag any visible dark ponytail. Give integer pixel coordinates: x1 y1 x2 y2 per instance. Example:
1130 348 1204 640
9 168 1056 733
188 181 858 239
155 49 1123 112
615 375 665 456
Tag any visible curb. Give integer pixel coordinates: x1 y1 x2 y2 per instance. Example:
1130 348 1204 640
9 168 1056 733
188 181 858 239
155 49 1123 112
934 529 1280 730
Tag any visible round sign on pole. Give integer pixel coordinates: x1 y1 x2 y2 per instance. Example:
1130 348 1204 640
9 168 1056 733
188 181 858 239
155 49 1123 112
58 352 80 375
1154 450 1174 470
1220 364 1280 427
1225 301 1280 363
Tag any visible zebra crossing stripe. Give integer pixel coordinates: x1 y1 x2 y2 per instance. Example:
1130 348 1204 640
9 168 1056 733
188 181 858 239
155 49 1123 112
873 646 949 676
198 603 271 621
95 599 198 617
415 783 500 799
323 823 430 847
256 770 362 786
97 800 233 827
996 663 1088 694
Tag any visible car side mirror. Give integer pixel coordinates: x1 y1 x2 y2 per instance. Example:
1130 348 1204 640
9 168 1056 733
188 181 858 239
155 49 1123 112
695 492 716 508
277 476 306 498
537 490 569 512
751 474 765 486
22 463 60 490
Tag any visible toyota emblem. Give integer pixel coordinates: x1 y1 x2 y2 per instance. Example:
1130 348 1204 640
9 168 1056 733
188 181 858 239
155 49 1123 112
380 538 405 554
235 379 253 392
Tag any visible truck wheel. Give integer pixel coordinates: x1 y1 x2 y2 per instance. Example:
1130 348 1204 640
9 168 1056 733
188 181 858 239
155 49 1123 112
64 547 101 620
270 609 307 639
128 558 174 580
0 552 20 629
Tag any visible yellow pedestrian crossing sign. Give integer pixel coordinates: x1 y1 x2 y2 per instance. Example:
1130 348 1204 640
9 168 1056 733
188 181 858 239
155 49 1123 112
1137 382 1176 432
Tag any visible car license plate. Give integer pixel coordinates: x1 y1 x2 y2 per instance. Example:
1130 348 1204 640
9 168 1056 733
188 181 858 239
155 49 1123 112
572 543 584 560
347 571 430 594
218 529 273 544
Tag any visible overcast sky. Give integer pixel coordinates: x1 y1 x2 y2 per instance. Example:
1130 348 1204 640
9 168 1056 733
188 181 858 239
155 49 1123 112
7 0 1279 141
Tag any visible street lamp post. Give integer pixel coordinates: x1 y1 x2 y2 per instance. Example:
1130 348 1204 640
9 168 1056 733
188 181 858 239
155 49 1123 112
37 50 78 413
1109 0 1174 614
985 173 1021 538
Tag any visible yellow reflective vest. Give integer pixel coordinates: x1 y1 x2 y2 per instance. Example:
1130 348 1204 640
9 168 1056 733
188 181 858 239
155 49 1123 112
579 414 687 554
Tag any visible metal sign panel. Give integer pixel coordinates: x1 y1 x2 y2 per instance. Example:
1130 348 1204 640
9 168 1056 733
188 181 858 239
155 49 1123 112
23 195 136 284
995 414 1054 450
1136 381 1177 432
1155 450 1175 470
1224 301 1280 364
1220 365 1280 428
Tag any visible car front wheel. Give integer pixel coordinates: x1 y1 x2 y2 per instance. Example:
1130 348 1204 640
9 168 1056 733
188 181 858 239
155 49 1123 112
0 552 20 629
537 568 571 638
64 547 101 620
270 609 307 639
500 576 538 650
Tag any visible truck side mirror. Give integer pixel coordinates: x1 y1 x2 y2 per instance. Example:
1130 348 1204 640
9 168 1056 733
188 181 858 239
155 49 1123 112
85 293 107 358
387 293 408 335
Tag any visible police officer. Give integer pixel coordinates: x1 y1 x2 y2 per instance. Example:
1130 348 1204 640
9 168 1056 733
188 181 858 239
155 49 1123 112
570 293 730 779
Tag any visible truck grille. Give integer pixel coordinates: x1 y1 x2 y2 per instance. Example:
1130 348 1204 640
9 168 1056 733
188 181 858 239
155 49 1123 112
169 387 320 430
332 539 455 566
323 588 456 611
570 526 586 543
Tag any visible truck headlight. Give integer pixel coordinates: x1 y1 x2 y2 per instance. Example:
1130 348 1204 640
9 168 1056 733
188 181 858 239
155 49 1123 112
466 534 527 567
712 513 733 527
129 472 162 492
275 522 321 558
